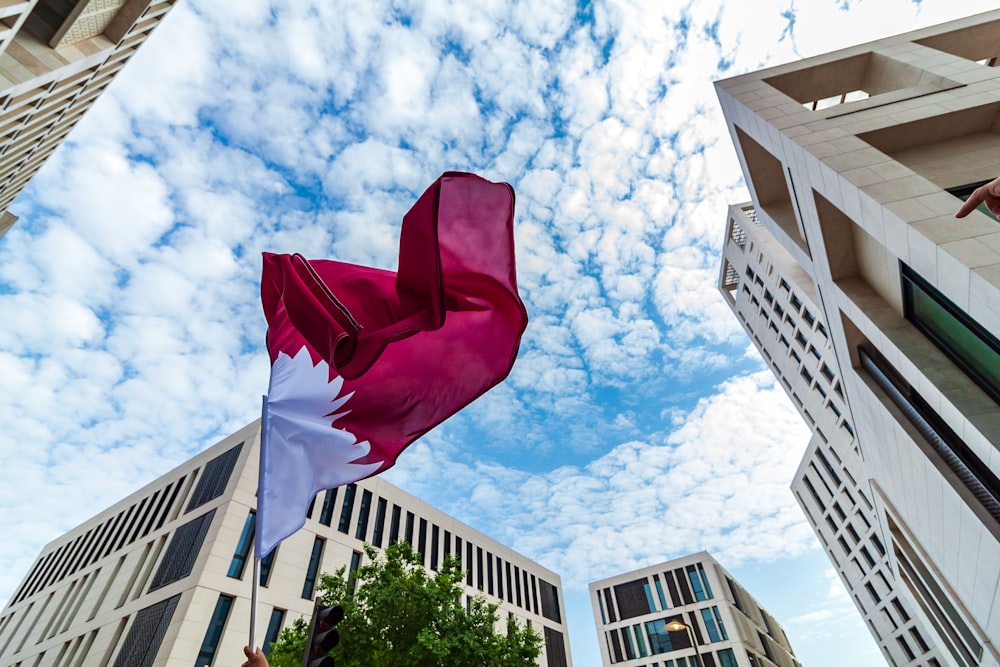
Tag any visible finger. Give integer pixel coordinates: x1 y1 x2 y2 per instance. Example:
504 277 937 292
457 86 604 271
956 188 987 218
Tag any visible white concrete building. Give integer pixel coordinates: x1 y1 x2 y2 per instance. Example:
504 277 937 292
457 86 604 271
589 552 800 667
0 421 572 667
717 10 1000 667
0 0 176 240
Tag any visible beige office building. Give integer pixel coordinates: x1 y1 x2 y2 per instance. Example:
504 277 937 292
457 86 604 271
717 10 1000 667
0 421 572 667
589 552 800 667
0 0 176 240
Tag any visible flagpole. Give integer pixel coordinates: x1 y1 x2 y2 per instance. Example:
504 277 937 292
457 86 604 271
251 394 268 650
250 555 260 648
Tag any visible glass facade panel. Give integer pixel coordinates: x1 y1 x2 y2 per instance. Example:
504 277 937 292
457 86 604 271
302 537 324 599
701 608 722 642
654 576 669 610
263 608 284 656
902 263 1000 403
259 547 277 587
354 490 372 540
318 488 337 526
338 484 356 534
717 648 739 667
646 619 675 654
227 511 255 579
195 595 233 666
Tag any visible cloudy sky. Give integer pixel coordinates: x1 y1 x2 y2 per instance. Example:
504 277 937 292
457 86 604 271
0 0 996 665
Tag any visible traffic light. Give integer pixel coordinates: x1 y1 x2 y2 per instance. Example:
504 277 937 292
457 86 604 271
302 600 344 667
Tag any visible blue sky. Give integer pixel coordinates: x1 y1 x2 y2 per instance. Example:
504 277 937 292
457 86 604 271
1 1 997 665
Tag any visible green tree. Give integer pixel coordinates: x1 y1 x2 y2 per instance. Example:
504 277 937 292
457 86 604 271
267 541 542 667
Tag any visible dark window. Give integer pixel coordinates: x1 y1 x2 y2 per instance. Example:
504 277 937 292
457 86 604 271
430 525 439 571
259 547 277 587
388 505 401 545
608 629 623 663
372 497 387 547
263 608 285 656
338 484 356 534
186 444 242 512
195 595 233 666
486 551 494 595
476 547 484 591
466 543 473 586
149 510 215 592
228 511 256 579
404 511 414 545
349 551 362 591
515 567 523 608
506 562 514 604
305 495 316 519
674 568 694 604
302 537 324 599
318 489 337 526
664 571 682 607
455 536 462 567
614 578 653 619
902 263 1000 403
543 627 568 667
112 595 180 667
418 519 427 564
443 530 451 558
355 490 372 540
539 579 562 622
496 556 503 598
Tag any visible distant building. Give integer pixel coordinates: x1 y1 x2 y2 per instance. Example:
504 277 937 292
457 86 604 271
717 10 1000 667
0 421 572 667
589 552 800 667
0 0 176 240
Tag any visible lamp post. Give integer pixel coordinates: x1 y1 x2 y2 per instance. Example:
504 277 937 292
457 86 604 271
665 618 704 667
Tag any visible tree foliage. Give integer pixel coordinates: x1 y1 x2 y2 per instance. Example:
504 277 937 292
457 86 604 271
267 541 542 667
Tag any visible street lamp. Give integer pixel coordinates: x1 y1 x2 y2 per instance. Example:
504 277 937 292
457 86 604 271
664 618 704 667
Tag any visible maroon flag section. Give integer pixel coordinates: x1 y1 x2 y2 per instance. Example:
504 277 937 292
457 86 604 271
257 172 528 556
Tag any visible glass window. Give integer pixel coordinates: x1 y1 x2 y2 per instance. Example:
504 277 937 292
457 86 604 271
633 624 649 658
687 566 707 602
405 511 415 545
791 294 802 310
701 608 722 642
227 511 255 579
430 525 439 571
263 608 284 656
418 519 428 564
338 484 356 534
371 497 387 547
712 606 728 640
355 490 372 540
302 537 324 599
717 648 739 667
902 263 1000 403
259 546 277 587
318 488 337 526
653 575 669 610
645 619 674 654
195 595 233 666
388 505 401 545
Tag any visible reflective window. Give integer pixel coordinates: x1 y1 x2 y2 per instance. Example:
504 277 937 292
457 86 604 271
338 484 356 534
263 608 284 656
227 511 255 579
302 537 324 599
259 546 277 587
195 595 233 666
902 263 1000 403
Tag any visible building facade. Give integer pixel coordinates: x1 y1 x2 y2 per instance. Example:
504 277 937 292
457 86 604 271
0 421 572 667
0 0 176 241
717 10 1000 667
589 552 800 667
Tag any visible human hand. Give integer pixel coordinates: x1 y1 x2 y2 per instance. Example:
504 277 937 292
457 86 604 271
242 645 269 667
956 176 1000 218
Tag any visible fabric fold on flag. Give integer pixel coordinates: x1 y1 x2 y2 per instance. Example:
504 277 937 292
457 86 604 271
256 171 528 557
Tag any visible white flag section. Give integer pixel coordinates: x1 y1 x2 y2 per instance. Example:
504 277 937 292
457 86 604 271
257 346 383 557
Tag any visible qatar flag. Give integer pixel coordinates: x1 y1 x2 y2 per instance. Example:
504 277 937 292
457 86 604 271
256 172 528 557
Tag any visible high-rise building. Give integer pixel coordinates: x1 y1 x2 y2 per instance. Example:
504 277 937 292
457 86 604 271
717 10 1000 667
589 552 800 667
0 0 176 241
0 421 572 667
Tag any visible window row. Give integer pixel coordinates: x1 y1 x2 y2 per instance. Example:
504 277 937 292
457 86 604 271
598 564 715 624
10 443 243 606
603 607 729 664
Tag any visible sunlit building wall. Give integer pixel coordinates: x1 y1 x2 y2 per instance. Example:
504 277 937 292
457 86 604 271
0 0 176 241
0 422 572 667
717 10 1000 667
589 552 800 667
